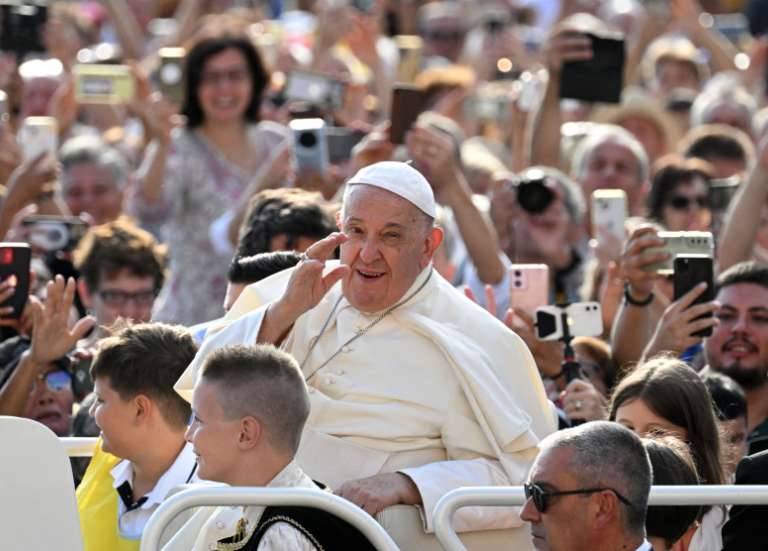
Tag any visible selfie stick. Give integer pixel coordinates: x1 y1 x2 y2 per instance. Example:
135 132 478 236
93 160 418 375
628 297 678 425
557 306 581 382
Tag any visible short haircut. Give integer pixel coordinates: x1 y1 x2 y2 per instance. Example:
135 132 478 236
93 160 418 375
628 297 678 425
227 251 302 285
59 135 128 189
647 155 713 223
571 124 650 184
236 189 335 259
73 217 166 292
90 323 197 429
715 261 768 295
681 124 754 166
540 421 651 536
181 30 269 128
200 345 310 455
644 436 702 548
702 372 748 422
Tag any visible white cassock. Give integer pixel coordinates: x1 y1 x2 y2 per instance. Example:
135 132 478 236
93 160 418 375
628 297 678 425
162 461 318 551
176 263 557 533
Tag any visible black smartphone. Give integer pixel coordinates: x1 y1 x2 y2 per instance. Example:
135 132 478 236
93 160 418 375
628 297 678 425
559 32 625 104
389 84 427 144
0 2 47 58
0 243 31 319
326 127 366 164
673 255 715 338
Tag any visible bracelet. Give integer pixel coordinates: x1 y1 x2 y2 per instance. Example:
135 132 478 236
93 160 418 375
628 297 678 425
623 283 654 307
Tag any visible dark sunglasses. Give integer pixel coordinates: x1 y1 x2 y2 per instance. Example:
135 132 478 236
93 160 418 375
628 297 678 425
667 195 708 211
524 482 632 513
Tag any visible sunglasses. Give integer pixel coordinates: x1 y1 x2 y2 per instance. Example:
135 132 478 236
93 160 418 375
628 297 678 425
523 482 632 513
667 195 708 211
31 370 72 393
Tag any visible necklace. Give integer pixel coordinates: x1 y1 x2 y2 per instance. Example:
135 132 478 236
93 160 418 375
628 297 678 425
299 268 434 381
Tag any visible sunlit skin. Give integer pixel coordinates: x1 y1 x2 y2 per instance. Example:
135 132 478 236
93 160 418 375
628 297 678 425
581 141 646 215
197 48 253 127
23 366 74 436
62 163 124 225
660 178 711 232
90 376 138 457
79 270 157 328
337 185 442 313
615 398 689 440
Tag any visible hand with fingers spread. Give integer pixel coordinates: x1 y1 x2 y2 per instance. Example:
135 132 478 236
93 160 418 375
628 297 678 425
28 275 96 368
259 233 351 345
336 473 421 516
560 378 607 422
620 226 670 302
642 282 719 360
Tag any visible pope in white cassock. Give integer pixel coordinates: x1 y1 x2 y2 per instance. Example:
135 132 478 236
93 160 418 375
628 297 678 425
175 161 557 544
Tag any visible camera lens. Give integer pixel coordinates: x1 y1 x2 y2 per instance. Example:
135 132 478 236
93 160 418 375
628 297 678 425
514 280 522 288
517 178 554 214
298 131 317 148
514 270 521 277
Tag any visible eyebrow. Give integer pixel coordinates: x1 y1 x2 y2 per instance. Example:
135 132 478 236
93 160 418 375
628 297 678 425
345 217 408 231
720 305 768 314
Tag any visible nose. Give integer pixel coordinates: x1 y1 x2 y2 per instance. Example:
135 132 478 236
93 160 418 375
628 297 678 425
119 300 148 322
731 313 750 334
519 496 541 524
358 237 382 264
185 422 195 443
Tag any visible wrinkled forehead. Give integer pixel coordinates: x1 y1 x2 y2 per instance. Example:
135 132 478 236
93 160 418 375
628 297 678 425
342 183 423 219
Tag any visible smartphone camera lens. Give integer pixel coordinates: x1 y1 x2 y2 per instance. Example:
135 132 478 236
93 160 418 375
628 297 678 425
298 131 317 148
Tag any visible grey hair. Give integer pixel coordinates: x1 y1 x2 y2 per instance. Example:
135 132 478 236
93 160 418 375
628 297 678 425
690 87 756 131
59 135 128 190
540 421 652 536
571 124 650 184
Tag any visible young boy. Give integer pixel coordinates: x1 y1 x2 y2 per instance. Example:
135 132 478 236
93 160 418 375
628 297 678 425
165 344 375 551
76 323 199 550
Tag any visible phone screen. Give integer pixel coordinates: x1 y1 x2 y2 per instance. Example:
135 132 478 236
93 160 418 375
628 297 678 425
673 255 714 338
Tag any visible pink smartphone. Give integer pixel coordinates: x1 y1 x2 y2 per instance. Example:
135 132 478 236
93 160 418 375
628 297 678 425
509 264 550 318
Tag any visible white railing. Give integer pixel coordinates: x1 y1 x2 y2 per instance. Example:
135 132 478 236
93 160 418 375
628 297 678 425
433 485 768 551
60 437 98 457
140 486 401 551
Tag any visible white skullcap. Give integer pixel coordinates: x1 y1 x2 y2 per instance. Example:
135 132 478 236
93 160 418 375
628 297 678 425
346 161 437 218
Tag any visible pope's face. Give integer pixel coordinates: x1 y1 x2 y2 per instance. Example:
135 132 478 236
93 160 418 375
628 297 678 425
338 185 441 313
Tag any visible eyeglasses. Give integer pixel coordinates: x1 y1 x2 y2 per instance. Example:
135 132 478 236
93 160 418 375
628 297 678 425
667 195 708 211
424 30 466 42
523 482 632 513
96 289 157 308
199 68 249 87
31 370 72 393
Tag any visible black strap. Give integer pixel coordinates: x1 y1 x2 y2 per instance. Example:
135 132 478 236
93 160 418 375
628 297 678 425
116 481 148 512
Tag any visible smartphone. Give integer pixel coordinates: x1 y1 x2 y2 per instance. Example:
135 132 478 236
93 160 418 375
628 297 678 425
290 118 329 174
560 32 624 103
708 176 740 212
394 35 423 84
389 84 427 144
643 231 714 273
535 302 603 341
0 244 31 319
591 189 627 245
0 2 47 57
284 70 345 111
17 117 58 162
0 89 7 131
509 264 549 318
673 255 714 338
157 47 186 106
21 215 88 253
73 64 136 104
326 127 366 164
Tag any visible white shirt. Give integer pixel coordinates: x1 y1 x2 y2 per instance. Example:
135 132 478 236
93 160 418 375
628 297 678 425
111 442 200 539
635 541 653 551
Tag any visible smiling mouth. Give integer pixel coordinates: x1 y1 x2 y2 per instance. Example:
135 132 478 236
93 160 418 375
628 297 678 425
724 341 757 356
356 268 385 280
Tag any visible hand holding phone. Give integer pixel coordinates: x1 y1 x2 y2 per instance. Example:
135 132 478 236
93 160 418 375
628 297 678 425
559 31 624 103
673 255 716 338
0 244 31 320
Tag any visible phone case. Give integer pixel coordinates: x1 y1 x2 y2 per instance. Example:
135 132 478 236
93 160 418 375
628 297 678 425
591 189 627 245
509 264 549 318
674 255 714 338
0 244 31 319
560 33 624 103
73 64 135 104
390 85 427 144
290 118 328 174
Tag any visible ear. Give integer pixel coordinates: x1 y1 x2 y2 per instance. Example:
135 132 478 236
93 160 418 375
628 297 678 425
78 279 93 309
237 416 263 451
421 226 444 269
133 395 154 426
590 490 621 531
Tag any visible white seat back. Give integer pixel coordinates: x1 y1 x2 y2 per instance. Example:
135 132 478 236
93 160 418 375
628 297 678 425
0 416 83 551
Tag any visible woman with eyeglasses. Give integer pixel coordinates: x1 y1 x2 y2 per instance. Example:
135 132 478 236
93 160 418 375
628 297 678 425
609 356 726 551
646 155 714 233
131 20 290 325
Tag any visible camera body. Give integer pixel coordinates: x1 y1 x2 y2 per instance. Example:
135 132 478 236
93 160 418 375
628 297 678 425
535 302 603 341
290 118 329 175
21 215 87 253
516 170 555 214
284 70 345 111
74 64 135 104
643 231 714 273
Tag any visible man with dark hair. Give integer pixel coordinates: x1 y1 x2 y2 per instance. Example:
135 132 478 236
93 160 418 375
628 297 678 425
224 251 302 313
681 123 754 178
76 323 199 550
520 421 652 551
702 372 749 477
166 345 374 551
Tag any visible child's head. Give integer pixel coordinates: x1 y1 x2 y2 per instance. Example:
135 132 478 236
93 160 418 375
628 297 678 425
187 345 310 484
702 372 749 477
89 323 197 459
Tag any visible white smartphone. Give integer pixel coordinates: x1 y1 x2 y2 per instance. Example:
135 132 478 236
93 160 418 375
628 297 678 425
509 264 550 318
290 118 328 175
535 302 603 341
17 117 58 162
591 189 627 245
643 231 714 273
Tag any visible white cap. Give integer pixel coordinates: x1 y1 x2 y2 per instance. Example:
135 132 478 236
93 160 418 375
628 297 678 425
346 161 436 218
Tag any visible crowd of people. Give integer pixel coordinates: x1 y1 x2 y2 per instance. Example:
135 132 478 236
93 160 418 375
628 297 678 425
1 0 768 549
